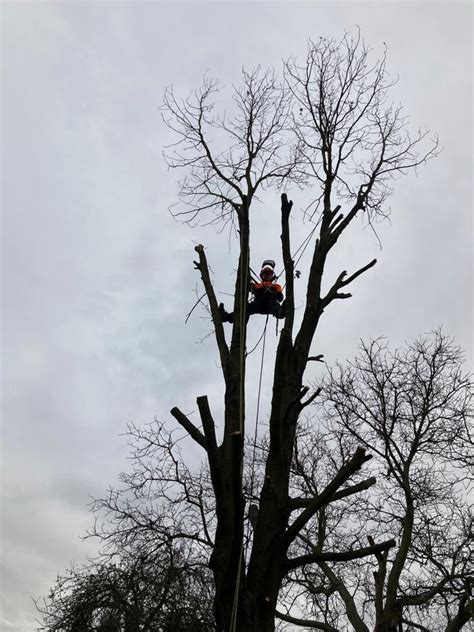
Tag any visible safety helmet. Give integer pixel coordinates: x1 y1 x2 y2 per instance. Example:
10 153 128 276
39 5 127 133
260 259 276 280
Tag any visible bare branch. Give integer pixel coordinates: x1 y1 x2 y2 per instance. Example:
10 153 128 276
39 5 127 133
286 538 396 571
289 477 377 510
275 608 339 631
161 69 300 226
281 192 295 332
286 34 438 222
185 291 206 324
285 447 372 544
170 407 206 450
193 244 229 378
322 258 377 308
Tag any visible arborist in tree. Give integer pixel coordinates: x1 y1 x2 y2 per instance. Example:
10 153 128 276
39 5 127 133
219 259 286 323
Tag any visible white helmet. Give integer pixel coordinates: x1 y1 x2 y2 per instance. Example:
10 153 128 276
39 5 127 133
260 259 276 280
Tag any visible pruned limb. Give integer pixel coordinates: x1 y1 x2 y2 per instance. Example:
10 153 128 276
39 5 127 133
286 538 396 571
289 477 377 511
275 609 338 631
285 447 371 544
170 406 207 450
328 204 341 221
308 354 325 362
193 244 229 378
333 476 377 500
196 395 218 453
330 213 344 231
280 192 295 332
329 198 365 243
281 192 294 214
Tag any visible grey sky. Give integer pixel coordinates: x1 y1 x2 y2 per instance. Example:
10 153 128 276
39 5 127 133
1 2 472 630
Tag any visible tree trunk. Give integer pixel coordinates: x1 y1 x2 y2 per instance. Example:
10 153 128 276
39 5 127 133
210 206 250 631
237 195 329 631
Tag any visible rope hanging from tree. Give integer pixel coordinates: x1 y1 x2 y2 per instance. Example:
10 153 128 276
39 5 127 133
230 231 250 632
246 314 269 546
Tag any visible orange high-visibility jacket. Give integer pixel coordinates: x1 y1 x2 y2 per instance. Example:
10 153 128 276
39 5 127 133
251 281 283 302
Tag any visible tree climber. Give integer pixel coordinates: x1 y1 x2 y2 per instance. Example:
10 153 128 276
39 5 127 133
219 260 286 323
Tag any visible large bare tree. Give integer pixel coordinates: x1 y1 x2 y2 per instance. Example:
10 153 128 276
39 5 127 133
160 32 438 630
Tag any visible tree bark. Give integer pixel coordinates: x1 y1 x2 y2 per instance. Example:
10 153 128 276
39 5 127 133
210 202 251 631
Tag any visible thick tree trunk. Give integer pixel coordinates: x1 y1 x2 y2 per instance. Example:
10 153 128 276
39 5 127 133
210 206 250 631
197 194 370 630
243 334 306 630
236 194 329 631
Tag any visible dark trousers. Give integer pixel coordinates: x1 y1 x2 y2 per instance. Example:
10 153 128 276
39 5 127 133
247 298 283 319
221 299 285 323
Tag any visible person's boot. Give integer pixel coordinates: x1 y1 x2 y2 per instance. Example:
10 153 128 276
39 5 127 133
219 303 233 323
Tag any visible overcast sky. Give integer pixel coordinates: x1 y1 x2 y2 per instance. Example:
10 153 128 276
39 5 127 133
1 2 472 630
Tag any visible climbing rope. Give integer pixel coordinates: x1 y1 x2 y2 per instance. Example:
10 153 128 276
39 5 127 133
244 315 269 558
251 316 269 496
230 231 250 632
246 318 269 357
275 216 322 289
250 314 269 488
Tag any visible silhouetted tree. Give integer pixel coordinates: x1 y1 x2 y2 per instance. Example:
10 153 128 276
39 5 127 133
40 30 452 632
158 31 438 631
277 331 472 630
36 540 215 631
41 331 471 631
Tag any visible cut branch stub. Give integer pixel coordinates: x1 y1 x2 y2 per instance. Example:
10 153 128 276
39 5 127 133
281 192 293 215
193 244 229 378
170 406 207 450
197 395 218 452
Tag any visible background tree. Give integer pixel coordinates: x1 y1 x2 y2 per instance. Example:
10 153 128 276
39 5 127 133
160 31 437 631
277 330 472 631
36 535 215 631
